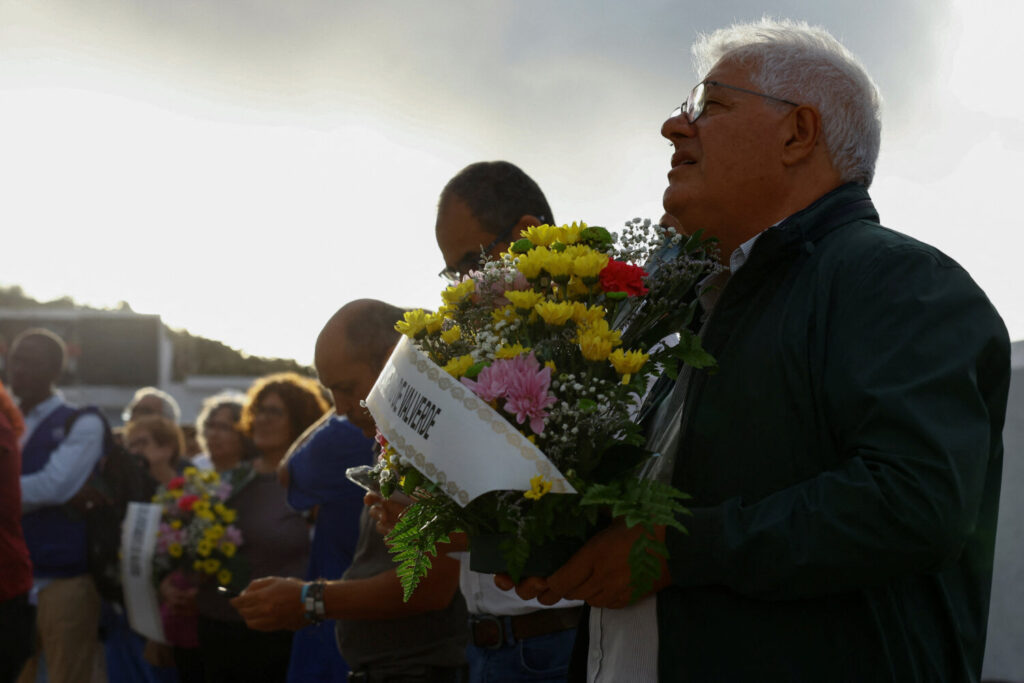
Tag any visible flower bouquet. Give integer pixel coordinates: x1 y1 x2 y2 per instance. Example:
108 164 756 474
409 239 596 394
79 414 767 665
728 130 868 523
151 467 247 594
368 219 720 600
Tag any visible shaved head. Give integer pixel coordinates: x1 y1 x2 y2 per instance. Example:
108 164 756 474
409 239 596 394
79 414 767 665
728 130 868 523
315 299 405 436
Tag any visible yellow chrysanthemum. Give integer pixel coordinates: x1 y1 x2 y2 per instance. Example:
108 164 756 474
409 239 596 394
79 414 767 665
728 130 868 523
520 224 560 247
441 279 476 305
504 290 545 310
534 301 575 326
170 489 183 499
544 360 557 372
220 542 237 558
572 303 608 325
219 509 237 524
524 475 553 501
395 309 430 338
196 509 215 522
217 569 233 586
572 249 609 279
491 305 519 325
556 221 586 244
202 558 220 575
200 470 219 484
170 519 182 530
206 524 225 540
425 312 444 335
192 500 210 514
609 348 650 384
193 560 203 571
184 466 198 477
197 541 213 558
495 343 531 359
578 320 622 361
443 354 476 378
565 277 591 299
515 248 549 279
544 251 574 280
440 326 462 344
579 332 615 361
168 543 183 558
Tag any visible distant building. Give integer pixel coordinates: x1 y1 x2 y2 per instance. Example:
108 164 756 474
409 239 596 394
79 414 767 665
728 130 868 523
0 308 256 424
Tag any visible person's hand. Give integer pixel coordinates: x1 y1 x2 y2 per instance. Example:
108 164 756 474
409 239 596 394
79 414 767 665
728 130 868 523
493 520 671 609
365 491 409 536
159 574 198 616
230 576 308 631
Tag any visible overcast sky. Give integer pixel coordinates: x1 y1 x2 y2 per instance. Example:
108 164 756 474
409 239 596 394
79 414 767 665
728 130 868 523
1 0 1020 364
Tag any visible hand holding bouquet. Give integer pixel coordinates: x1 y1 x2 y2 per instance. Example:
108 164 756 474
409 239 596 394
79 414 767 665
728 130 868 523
369 220 720 600
151 467 247 593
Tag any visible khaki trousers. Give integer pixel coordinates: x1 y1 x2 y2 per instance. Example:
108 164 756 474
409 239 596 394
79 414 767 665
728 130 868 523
17 574 107 683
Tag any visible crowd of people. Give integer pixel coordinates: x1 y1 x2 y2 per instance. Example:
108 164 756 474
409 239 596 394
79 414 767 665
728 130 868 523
0 17 1013 683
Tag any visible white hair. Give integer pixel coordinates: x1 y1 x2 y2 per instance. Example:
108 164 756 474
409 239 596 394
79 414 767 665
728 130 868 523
123 386 181 423
693 18 882 187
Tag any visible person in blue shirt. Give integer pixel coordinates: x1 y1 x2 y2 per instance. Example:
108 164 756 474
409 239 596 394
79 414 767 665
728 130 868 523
277 413 374 683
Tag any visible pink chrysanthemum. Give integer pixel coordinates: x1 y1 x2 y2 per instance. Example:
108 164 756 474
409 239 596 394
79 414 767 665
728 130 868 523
501 354 557 434
461 362 510 403
463 353 557 433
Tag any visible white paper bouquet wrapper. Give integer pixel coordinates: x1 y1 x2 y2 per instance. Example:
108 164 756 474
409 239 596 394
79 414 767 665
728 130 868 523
364 336 576 506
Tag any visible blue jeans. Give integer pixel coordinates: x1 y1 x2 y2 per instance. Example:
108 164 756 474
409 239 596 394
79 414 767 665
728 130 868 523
466 628 576 683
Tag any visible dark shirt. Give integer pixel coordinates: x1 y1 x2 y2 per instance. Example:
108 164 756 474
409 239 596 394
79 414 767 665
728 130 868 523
334 509 468 674
198 469 310 622
655 184 1011 682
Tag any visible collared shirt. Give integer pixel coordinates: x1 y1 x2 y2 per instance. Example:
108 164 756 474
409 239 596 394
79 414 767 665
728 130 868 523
587 230 765 683
19 392 104 514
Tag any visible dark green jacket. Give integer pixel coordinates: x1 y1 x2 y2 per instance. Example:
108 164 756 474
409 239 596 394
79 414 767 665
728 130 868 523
657 184 1011 682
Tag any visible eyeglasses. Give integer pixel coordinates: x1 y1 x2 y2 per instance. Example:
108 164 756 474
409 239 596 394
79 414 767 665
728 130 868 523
438 215 546 284
670 80 799 124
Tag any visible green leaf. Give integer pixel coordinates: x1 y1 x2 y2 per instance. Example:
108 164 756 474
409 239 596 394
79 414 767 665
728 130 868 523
402 468 423 495
511 238 534 253
580 226 613 245
386 501 457 601
464 362 487 379
577 398 598 413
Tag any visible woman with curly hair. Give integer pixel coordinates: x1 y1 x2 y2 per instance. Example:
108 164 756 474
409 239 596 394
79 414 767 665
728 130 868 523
196 372 328 683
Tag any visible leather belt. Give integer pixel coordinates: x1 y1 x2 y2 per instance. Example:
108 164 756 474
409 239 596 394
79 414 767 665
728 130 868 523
469 606 583 649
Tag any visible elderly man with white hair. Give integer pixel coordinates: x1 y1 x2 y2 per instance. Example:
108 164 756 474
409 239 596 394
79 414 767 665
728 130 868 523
502 18 1011 682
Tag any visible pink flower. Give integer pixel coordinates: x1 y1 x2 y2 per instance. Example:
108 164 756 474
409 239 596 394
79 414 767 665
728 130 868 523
463 354 556 434
461 362 511 402
501 354 557 434
224 526 244 546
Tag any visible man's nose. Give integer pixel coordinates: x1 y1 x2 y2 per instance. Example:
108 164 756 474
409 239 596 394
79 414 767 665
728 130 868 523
661 112 696 143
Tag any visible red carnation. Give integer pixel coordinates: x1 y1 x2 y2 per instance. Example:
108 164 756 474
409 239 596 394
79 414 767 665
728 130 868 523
599 260 649 296
168 476 185 490
177 494 200 512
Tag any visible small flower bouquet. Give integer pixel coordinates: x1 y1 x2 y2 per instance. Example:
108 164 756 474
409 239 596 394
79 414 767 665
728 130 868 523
151 467 247 593
371 220 720 600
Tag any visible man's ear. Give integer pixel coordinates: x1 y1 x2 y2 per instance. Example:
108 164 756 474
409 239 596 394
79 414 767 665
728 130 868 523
781 105 823 167
517 214 544 230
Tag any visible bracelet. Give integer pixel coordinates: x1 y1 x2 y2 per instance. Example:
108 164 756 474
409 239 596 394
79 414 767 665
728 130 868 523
303 579 327 625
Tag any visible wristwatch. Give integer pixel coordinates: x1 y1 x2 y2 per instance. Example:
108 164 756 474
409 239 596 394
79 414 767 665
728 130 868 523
301 579 327 624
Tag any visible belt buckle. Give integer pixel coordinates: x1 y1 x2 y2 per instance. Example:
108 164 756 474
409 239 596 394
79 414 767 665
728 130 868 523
470 613 506 650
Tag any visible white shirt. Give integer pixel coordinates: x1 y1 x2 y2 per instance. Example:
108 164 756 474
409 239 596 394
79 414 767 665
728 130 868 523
454 555 583 616
588 231 766 683
19 392 105 514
